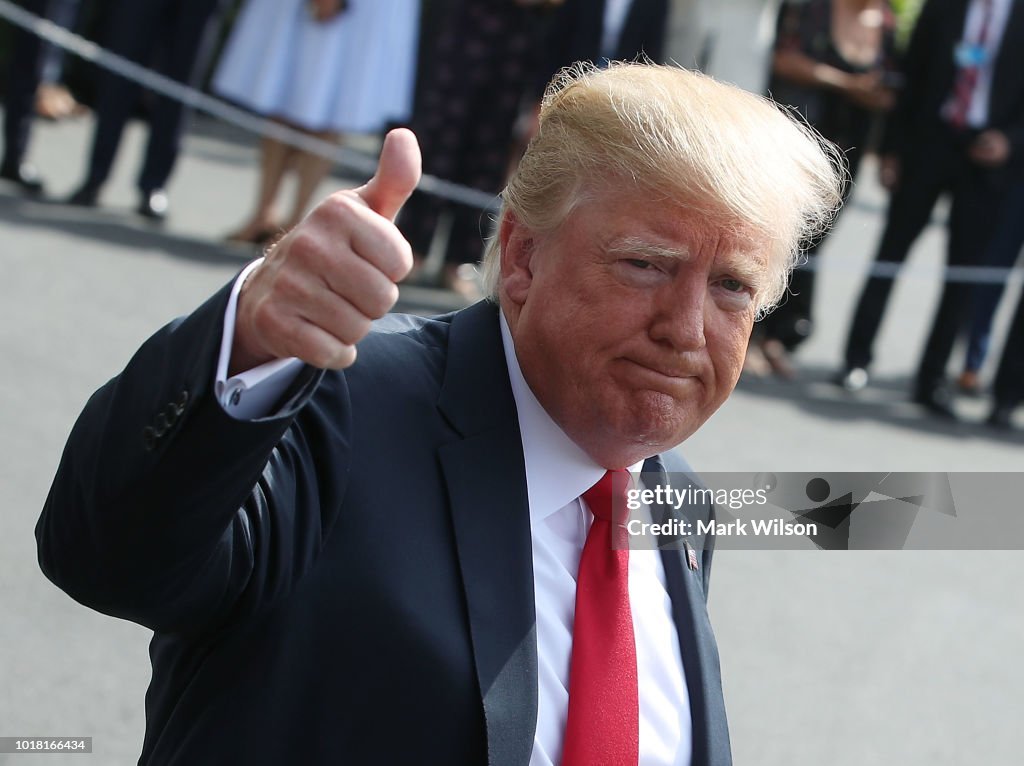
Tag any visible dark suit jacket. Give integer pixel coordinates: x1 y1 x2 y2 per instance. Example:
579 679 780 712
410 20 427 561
883 0 1024 174
537 0 670 94
37 283 731 765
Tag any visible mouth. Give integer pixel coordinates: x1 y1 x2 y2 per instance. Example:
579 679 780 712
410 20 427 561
620 358 702 388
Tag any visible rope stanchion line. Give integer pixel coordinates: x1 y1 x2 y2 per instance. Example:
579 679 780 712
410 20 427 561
1 0 1020 285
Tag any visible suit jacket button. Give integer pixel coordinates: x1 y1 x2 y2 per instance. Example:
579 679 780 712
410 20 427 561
142 427 157 451
155 413 170 434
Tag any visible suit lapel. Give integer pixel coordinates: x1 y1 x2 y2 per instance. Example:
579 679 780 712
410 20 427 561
437 301 537 766
644 456 733 766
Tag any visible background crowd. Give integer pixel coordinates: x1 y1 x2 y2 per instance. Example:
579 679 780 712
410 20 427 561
1 0 1022 429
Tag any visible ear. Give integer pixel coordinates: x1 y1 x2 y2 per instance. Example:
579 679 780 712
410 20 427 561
499 208 536 308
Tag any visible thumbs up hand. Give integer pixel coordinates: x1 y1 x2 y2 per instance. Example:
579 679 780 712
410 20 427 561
231 129 421 374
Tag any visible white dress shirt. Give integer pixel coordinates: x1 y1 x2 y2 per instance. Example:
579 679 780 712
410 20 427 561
602 0 636 59
954 0 1015 128
498 314 691 766
215 268 692 764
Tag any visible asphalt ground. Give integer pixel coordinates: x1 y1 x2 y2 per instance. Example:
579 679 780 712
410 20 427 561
1 108 1022 765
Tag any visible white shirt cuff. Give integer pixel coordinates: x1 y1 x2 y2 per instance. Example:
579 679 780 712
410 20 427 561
215 259 304 420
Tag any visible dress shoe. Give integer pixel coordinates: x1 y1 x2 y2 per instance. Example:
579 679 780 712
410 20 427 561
986 403 1016 431
956 370 983 396
835 365 869 392
225 224 281 246
912 384 958 420
137 188 169 221
0 161 45 195
67 184 100 207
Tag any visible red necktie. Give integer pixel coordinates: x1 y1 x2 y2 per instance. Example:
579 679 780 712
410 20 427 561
948 0 995 129
562 469 639 766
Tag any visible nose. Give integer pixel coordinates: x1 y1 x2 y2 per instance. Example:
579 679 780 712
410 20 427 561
648 280 707 351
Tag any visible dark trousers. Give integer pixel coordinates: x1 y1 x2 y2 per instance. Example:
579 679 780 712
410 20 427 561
2 0 48 169
992 283 1024 408
962 181 1024 371
80 0 222 193
842 124 1011 392
760 142 866 349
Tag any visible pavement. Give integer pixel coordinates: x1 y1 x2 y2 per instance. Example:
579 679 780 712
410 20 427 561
1 104 1022 765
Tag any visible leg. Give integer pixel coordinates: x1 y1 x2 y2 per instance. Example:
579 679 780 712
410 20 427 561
915 164 1008 396
2 0 48 190
227 136 294 242
136 0 224 194
397 0 466 261
285 133 338 230
961 181 1024 376
841 150 951 370
988 285 1024 427
74 1 164 195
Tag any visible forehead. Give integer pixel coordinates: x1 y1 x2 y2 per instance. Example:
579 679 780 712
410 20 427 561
562 189 773 273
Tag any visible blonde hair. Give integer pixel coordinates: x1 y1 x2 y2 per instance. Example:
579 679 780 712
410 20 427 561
481 62 846 314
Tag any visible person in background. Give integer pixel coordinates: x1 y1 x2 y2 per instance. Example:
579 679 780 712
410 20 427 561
32 0 86 120
987 244 1024 429
398 0 563 299
834 0 1024 418
954 178 1024 394
749 0 897 378
541 0 670 71
65 0 230 220
214 0 421 246
1 0 83 194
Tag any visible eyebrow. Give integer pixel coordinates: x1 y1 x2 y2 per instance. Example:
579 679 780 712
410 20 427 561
607 236 770 290
606 236 689 261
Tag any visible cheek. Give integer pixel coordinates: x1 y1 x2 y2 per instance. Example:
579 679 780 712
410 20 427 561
708 316 755 378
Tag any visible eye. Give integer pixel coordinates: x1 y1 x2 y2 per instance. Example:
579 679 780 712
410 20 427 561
719 278 748 293
627 258 656 270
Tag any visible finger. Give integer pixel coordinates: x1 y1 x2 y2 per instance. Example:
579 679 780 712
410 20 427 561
320 246 402 319
301 192 414 283
281 315 358 370
357 128 422 221
297 287 376 347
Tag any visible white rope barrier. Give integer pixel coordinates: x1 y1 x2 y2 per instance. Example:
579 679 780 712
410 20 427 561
1 0 1021 285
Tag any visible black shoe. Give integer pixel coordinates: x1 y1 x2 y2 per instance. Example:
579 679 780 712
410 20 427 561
67 184 100 207
835 366 869 392
912 384 958 420
986 403 1016 431
0 161 45 195
137 188 168 221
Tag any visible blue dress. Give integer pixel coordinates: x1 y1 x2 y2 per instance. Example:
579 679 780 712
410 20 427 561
213 0 420 133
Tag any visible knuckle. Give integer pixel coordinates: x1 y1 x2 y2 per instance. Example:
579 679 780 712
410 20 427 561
375 282 400 316
320 192 360 222
252 302 285 343
274 268 310 303
392 240 415 280
338 314 372 346
286 230 322 266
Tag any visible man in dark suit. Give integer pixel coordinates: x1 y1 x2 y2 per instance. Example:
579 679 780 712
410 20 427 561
38 64 842 764
65 0 226 219
543 0 670 69
836 0 1024 417
1 0 54 194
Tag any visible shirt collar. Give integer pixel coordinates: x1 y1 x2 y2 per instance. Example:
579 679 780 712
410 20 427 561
499 310 644 521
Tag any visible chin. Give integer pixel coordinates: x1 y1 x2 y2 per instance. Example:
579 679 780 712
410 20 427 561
603 406 696 459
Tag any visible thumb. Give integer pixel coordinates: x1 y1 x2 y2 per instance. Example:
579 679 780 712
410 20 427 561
357 128 422 221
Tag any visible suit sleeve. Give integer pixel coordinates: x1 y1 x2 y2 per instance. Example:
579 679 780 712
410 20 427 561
35 280 347 636
880 0 943 157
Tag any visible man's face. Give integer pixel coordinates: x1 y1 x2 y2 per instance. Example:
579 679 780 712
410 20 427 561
500 190 770 469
